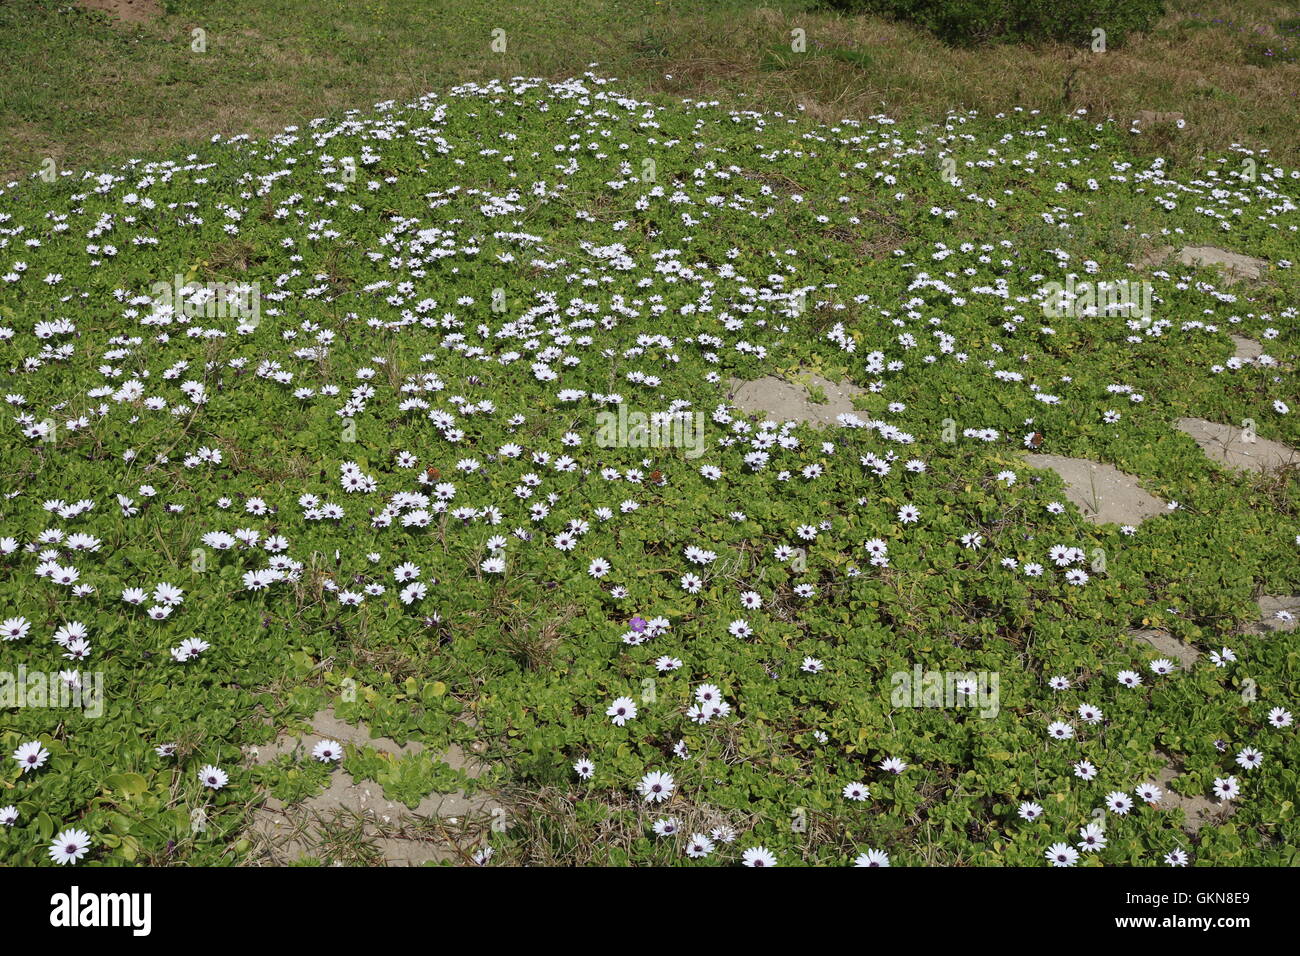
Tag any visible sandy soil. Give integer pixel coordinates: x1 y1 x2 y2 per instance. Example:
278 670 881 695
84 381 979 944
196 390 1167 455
1024 454 1167 526
728 372 864 428
244 708 493 866
1176 417 1300 472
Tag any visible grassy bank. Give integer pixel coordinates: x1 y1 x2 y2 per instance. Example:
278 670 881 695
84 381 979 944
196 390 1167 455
2 0 1298 181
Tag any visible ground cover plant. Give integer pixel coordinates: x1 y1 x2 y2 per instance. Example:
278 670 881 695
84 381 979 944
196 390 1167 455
0 70 1297 867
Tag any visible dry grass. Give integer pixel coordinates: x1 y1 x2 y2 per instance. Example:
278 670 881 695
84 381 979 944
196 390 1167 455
2 0 1298 182
643 1 1300 167
495 785 761 865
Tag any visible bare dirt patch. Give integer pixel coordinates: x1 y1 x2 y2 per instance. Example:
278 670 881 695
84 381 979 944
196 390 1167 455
728 372 863 428
77 0 162 23
1132 597 1296 669
1153 752 1236 834
1023 454 1167 525
244 708 492 866
1175 417 1300 473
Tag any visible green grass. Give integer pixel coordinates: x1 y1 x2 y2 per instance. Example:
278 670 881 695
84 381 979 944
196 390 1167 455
3 0 1300 181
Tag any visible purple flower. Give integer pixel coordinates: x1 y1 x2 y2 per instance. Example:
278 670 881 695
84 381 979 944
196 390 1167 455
629 616 648 633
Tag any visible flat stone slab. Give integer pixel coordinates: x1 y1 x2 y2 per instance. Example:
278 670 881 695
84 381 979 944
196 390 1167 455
1023 454 1167 525
1132 628 1200 668
1231 335 1263 360
1175 417 1300 472
244 708 491 866
728 373 862 428
1251 595 1299 635
1140 245 1268 283
1178 246 1267 282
